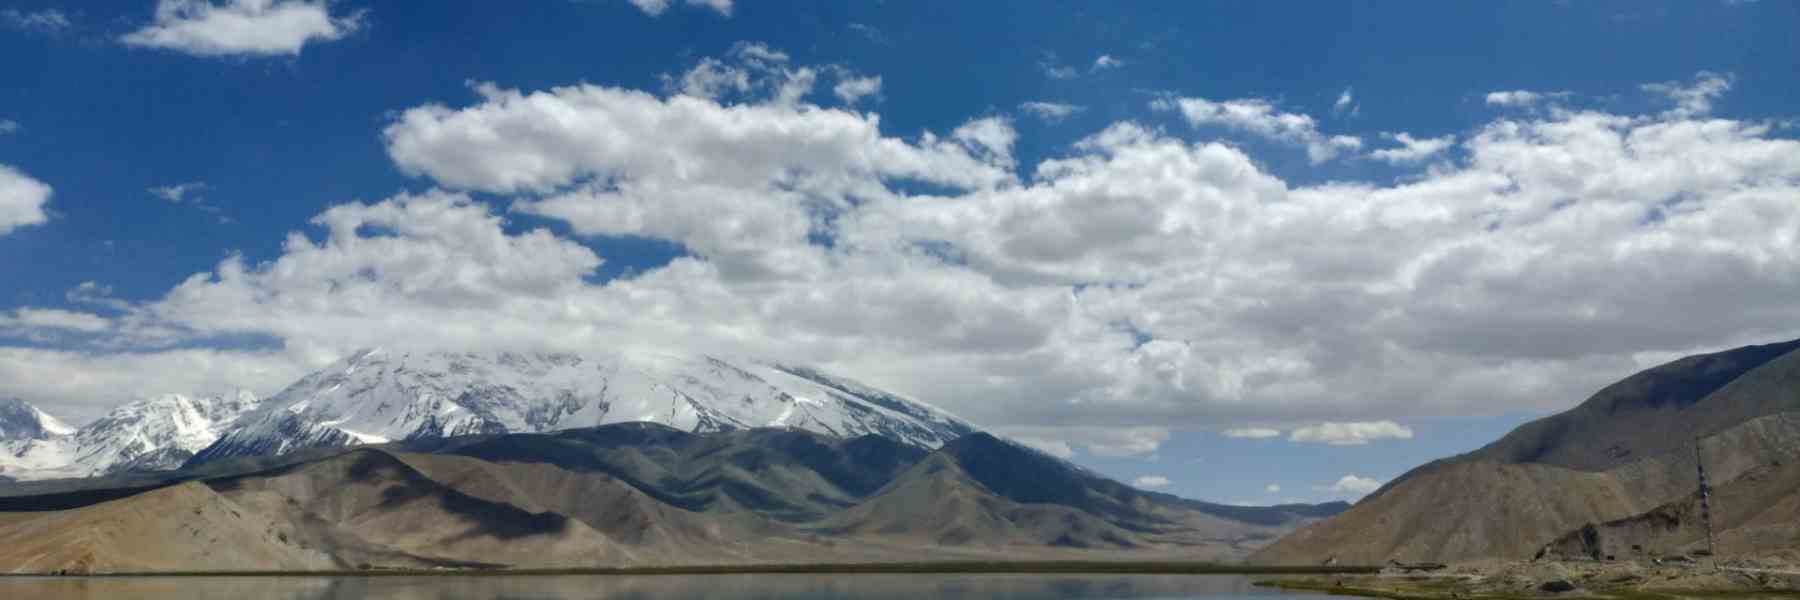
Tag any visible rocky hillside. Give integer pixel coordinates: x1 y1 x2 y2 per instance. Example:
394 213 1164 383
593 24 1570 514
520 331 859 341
1251 338 1800 565
0 425 1346 572
1545 414 1800 560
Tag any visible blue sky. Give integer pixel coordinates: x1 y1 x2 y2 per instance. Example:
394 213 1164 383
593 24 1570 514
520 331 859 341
3 0 1799 503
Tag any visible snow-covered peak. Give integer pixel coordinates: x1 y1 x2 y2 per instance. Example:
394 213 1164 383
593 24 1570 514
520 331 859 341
0 398 72 441
193 349 980 465
4 349 982 481
1 391 263 481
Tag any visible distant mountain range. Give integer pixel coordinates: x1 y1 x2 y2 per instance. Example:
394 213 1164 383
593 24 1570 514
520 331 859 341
1252 337 1800 565
1 349 978 481
0 423 1345 573
0 392 261 480
0 349 1348 572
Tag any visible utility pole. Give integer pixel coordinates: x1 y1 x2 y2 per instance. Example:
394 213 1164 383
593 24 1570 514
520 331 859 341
1694 435 1716 558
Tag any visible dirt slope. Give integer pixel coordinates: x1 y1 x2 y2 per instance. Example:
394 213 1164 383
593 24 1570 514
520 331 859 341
0 481 328 573
0 424 1347 572
1253 340 1800 566
208 448 631 568
1548 453 1800 559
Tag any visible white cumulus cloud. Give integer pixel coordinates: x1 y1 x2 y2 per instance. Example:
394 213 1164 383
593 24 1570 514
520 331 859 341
1133 475 1171 489
121 0 363 57
384 80 1011 196
999 426 1171 458
150 181 208 203
1019 101 1084 123
1223 427 1282 439
0 308 112 334
628 0 730 17
1643 71 1733 119
1323 474 1382 496
10 66 1800 452
1370 132 1456 164
1333 87 1356 116
1484 90 1568 108
1289 421 1414 445
0 164 52 236
833 74 882 106
1152 96 1363 162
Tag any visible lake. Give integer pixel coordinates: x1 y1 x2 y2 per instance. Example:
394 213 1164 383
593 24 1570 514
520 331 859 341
0 573 1344 599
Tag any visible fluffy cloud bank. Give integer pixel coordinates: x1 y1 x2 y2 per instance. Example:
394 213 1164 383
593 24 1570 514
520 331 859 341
6 65 1800 451
121 0 363 57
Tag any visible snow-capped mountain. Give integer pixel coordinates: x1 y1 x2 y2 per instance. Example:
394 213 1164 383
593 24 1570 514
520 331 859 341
0 397 75 441
0 392 261 481
191 349 978 465
0 350 979 482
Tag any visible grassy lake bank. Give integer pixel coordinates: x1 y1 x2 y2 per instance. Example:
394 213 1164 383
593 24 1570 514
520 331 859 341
1255 559 1800 600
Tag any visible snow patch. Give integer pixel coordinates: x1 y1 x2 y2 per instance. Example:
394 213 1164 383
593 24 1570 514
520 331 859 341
33 408 75 437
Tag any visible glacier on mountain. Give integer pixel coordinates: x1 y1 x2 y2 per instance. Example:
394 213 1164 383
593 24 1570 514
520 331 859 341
0 392 261 481
190 349 978 465
2 350 980 481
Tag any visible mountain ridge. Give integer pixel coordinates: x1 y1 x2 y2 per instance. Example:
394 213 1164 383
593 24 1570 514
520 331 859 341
0 424 1349 572
0 398 74 441
1252 337 1800 565
0 392 261 481
1 349 982 482
188 349 979 467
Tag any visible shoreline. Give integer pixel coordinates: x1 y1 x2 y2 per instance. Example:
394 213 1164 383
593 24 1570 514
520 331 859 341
0 561 1378 578
1253 560 1800 600
1256 578 1800 600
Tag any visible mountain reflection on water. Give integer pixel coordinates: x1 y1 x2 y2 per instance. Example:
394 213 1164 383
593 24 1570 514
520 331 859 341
0 573 1343 599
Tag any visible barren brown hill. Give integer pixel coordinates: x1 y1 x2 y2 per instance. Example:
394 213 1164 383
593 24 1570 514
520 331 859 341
0 481 329 573
818 451 1145 551
207 448 636 569
0 424 1345 573
1252 338 1800 566
1547 417 1800 559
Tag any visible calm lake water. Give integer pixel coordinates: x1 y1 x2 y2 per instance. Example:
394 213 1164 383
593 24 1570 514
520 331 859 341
0 573 1343 599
